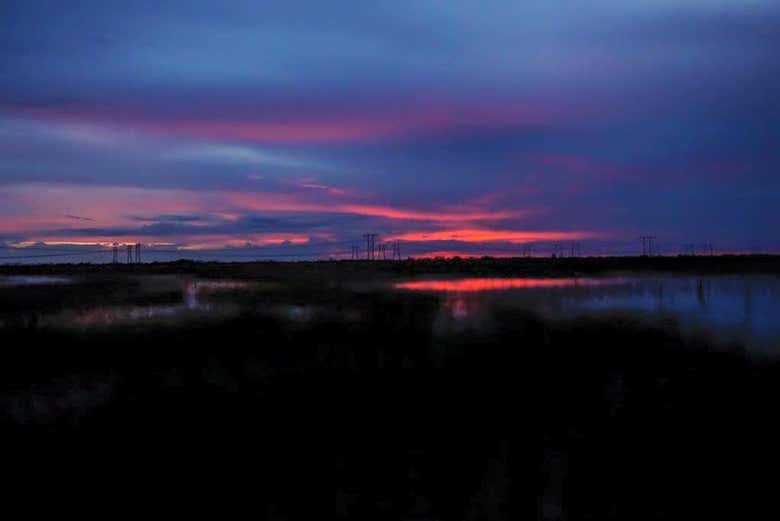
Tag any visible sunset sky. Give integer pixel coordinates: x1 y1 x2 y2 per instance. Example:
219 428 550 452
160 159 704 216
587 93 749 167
1 1 778 261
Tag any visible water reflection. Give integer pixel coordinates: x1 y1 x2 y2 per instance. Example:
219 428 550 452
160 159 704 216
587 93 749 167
73 304 190 327
185 280 249 308
395 277 618 292
396 276 780 352
567 277 780 345
0 275 72 286
63 279 250 327
446 294 474 319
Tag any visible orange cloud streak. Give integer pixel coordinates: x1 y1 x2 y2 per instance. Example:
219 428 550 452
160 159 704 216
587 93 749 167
2 183 575 251
18 233 319 251
386 229 599 243
410 250 516 259
225 193 521 222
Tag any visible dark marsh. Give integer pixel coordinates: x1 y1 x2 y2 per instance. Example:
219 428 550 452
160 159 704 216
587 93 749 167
2 256 779 518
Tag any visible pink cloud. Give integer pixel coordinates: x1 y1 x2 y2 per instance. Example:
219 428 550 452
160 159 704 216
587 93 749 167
224 191 525 222
1 183 542 249
385 228 602 244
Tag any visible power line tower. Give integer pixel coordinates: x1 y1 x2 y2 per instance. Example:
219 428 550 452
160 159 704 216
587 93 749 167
135 243 141 262
684 243 695 256
391 241 401 260
112 243 119 263
521 244 532 258
363 233 378 260
639 236 656 256
351 244 359 260
126 244 132 263
570 242 581 258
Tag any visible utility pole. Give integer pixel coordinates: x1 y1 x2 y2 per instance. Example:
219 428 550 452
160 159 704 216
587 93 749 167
112 243 118 264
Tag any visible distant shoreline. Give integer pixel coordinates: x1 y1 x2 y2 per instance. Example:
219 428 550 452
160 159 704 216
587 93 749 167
2 254 779 277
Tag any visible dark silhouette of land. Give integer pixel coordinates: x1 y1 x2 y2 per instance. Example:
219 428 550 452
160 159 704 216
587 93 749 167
1 255 778 517
2 253 780 277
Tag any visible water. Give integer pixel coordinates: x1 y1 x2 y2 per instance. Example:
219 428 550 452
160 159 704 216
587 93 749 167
6 272 779 353
395 276 780 353
57 279 251 327
0 275 72 286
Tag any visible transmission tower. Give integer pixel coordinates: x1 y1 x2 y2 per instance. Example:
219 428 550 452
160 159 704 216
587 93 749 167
639 236 657 256
112 243 119 263
135 243 141 262
391 241 401 260
363 233 378 260
126 244 132 263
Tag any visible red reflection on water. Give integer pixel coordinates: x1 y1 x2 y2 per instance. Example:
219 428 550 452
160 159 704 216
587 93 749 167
395 278 612 292
445 293 479 318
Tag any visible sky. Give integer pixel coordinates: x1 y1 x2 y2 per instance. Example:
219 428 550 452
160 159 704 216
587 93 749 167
1 0 778 262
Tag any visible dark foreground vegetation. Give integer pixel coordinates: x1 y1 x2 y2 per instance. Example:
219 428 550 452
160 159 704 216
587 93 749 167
1 258 779 518
3 253 780 279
